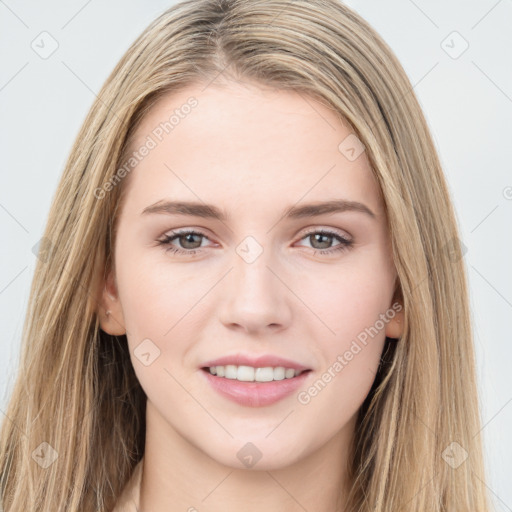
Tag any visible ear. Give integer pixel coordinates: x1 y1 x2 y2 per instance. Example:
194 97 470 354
385 285 404 340
98 268 126 336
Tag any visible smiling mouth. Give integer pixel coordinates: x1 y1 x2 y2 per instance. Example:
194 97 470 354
201 365 312 383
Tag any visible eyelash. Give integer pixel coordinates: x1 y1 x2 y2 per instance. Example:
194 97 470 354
157 228 353 257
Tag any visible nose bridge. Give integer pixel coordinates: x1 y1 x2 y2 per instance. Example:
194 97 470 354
234 237 273 290
218 234 292 332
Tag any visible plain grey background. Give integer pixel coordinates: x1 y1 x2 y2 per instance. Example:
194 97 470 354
1 1 511 510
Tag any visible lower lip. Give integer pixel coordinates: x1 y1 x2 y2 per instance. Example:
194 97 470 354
200 368 312 407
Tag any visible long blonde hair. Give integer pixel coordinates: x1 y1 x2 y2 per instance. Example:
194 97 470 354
0 1 491 510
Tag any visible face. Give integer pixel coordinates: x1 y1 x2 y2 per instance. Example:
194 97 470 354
99 79 403 471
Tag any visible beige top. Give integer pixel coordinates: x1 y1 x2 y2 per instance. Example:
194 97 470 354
112 458 144 512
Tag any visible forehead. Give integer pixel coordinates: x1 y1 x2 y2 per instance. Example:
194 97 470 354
123 80 383 217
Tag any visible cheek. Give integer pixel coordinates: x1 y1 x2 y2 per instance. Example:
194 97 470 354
115 239 201 335
295 286 388 432
298 255 394 341
114 254 200 398
298 257 392 392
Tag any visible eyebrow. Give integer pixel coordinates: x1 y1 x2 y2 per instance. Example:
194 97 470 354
141 199 376 221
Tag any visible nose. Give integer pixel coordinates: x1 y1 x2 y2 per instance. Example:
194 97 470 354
218 248 293 336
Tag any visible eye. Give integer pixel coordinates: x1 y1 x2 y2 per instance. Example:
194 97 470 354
157 228 353 257
157 229 212 256
295 229 353 256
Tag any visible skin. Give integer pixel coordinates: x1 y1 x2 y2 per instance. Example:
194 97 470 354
99 78 403 512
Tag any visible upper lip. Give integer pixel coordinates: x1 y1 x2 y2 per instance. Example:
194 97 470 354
201 354 310 372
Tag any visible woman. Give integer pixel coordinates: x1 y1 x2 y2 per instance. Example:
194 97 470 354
0 0 491 511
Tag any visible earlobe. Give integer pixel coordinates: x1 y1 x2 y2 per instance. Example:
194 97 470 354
385 301 404 340
98 270 126 336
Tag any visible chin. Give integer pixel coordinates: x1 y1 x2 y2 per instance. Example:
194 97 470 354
205 437 308 471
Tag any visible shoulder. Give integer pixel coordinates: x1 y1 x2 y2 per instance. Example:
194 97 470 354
112 458 143 512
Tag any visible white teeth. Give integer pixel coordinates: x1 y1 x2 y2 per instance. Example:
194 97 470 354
237 365 254 381
285 368 295 379
207 365 305 382
223 365 235 379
